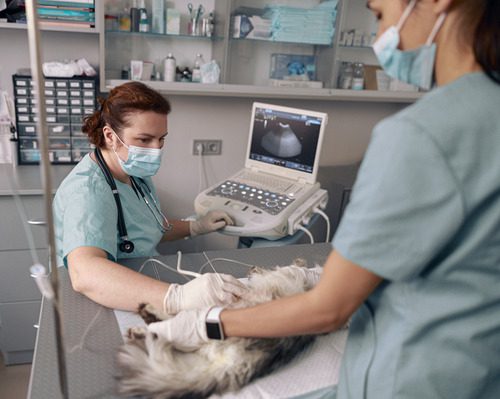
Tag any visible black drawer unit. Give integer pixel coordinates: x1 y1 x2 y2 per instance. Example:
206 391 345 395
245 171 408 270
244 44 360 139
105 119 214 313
12 74 98 165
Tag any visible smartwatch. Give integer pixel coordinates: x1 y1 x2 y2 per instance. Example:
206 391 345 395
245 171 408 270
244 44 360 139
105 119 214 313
205 306 225 340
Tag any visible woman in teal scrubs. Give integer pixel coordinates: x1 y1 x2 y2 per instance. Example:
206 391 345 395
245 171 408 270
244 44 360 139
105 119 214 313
53 82 245 313
155 0 500 397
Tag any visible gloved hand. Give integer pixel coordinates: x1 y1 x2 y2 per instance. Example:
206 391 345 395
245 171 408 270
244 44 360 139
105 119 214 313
189 210 234 236
148 308 210 352
163 273 247 315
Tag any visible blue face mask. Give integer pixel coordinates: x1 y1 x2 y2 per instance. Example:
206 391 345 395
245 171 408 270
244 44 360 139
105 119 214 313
372 0 447 90
112 131 163 178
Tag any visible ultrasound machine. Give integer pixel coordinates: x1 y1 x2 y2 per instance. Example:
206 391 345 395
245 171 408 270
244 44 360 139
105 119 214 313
194 102 329 241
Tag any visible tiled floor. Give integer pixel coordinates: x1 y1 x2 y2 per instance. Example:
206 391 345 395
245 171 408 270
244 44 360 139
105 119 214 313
0 353 31 398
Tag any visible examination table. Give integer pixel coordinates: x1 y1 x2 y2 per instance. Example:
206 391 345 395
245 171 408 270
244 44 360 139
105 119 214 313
28 243 346 398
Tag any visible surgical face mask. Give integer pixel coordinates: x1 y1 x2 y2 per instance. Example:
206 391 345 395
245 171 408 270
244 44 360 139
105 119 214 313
112 130 163 178
372 0 447 90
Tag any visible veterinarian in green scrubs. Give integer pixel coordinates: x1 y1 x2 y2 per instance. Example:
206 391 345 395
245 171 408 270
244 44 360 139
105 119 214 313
149 0 500 398
53 82 245 312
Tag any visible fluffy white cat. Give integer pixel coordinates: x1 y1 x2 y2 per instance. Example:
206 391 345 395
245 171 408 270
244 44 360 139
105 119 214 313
116 263 322 399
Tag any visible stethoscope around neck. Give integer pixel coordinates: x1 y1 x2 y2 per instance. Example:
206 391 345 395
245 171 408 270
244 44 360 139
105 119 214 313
94 147 172 254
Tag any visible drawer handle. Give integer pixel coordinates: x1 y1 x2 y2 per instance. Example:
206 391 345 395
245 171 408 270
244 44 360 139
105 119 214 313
28 219 46 226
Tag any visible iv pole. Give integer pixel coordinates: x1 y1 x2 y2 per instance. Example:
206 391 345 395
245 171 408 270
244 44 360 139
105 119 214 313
25 1 69 397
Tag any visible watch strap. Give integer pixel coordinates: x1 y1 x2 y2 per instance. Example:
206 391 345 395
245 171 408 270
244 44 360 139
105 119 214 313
205 306 225 340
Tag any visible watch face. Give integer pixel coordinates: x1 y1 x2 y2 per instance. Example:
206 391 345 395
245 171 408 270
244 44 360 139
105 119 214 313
206 322 223 340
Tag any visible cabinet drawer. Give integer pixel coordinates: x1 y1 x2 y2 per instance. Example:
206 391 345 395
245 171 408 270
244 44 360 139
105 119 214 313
0 196 48 251
0 249 47 302
0 301 41 354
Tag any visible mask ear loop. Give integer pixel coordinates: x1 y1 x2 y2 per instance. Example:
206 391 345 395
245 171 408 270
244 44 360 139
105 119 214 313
396 0 417 31
425 12 447 46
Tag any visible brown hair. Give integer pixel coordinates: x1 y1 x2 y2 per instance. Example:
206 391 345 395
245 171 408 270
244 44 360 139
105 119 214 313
451 0 500 84
83 81 171 147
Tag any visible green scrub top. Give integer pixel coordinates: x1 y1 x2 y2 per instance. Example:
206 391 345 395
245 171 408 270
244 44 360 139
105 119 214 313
333 73 500 398
53 153 165 267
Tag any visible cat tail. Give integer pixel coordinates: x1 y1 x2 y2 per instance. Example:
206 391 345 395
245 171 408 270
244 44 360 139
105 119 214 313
116 331 220 399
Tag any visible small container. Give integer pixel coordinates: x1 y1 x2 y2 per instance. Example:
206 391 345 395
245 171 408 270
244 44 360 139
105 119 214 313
119 8 131 31
130 0 140 32
138 0 149 33
105 15 119 31
192 53 205 83
163 53 176 82
188 17 199 35
351 63 365 90
338 62 353 90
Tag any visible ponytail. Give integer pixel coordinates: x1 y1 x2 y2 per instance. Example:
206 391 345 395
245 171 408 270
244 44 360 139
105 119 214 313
473 0 500 84
82 97 106 147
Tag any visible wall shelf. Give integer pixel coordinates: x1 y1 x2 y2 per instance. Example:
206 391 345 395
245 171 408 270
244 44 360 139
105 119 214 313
105 79 421 102
0 21 99 34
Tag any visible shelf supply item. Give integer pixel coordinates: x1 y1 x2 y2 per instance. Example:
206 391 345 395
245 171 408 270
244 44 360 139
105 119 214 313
202 12 214 37
166 8 181 34
138 0 149 33
338 62 353 90
192 53 205 83
152 0 165 34
119 7 131 32
130 0 140 32
163 53 176 82
105 15 118 31
351 63 365 90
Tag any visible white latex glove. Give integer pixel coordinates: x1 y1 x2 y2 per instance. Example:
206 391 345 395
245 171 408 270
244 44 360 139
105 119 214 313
189 210 234 236
163 273 247 315
148 308 210 352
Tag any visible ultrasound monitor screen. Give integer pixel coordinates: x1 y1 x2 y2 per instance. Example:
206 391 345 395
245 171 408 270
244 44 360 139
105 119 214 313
249 106 323 174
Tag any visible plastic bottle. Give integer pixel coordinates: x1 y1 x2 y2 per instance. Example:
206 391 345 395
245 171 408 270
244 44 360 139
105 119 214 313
338 62 353 90
119 7 131 32
163 53 176 82
192 53 205 83
351 62 365 90
138 0 149 33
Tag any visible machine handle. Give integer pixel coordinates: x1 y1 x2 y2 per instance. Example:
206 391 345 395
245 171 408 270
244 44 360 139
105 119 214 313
28 219 47 226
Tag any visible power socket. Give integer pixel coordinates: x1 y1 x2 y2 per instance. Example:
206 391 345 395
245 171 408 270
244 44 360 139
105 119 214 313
193 140 222 155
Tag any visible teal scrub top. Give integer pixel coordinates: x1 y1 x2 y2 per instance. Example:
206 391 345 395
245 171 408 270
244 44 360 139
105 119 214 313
53 153 165 267
333 73 500 398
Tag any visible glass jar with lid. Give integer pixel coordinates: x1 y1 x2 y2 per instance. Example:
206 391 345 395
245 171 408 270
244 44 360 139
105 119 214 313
351 62 365 90
338 62 353 90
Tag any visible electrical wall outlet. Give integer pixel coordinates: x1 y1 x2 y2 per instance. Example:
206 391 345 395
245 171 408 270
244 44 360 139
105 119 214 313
193 139 222 155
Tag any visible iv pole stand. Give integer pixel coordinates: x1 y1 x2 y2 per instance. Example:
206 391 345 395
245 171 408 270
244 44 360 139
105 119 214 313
25 1 69 397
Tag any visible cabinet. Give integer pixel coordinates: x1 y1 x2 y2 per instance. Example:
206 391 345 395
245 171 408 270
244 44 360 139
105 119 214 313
13 75 98 165
100 0 422 102
0 1 421 103
0 194 48 365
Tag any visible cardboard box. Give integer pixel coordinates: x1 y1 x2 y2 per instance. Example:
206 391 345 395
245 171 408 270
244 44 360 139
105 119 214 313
232 14 271 39
166 9 180 35
364 65 381 90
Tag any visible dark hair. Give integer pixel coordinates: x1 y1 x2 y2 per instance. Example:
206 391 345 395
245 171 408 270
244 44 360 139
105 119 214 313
453 0 500 85
83 81 172 147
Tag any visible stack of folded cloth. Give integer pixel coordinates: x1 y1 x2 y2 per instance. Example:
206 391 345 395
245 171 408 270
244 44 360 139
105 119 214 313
266 1 338 45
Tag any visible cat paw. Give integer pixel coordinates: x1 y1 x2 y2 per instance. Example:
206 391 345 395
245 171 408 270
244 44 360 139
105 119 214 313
137 303 165 324
126 326 147 340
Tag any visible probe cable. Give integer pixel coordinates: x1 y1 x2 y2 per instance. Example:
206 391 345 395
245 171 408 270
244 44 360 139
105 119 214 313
313 207 331 242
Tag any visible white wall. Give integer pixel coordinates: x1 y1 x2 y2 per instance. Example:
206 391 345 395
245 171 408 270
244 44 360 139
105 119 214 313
155 95 405 253
0 28 407 254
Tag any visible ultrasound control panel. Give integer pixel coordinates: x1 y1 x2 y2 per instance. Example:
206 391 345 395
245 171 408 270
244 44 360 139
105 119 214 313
207 180 296 215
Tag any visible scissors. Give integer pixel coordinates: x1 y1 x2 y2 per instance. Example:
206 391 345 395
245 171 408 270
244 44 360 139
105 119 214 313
188 3 204 20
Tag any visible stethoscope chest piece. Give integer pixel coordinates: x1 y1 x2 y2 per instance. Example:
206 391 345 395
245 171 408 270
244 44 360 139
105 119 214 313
119 240 135 254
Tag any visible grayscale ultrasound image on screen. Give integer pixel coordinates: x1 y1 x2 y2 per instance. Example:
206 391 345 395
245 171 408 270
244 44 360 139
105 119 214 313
249 106 323 174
